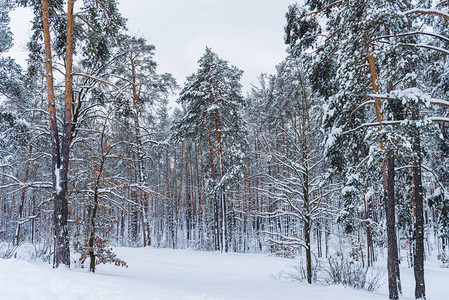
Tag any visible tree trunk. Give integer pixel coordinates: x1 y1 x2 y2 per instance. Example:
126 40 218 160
88 192 98 273
222 192 228 253
15 168 29 246
41 0 72 268
385 154 399 300
305 215 312 284
364 190 374 267
412 111 426 300
130 53 151 247
368 53 400 298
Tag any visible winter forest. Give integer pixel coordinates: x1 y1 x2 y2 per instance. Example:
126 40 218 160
1 0 449 299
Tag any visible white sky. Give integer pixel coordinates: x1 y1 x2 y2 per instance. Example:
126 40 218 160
7 0 298 106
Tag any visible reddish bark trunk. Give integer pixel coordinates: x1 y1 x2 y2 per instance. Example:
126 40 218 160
41 0 72 268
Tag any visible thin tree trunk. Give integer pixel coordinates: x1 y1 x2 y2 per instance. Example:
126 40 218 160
15 168 29 245
385 154 399 300
185 153 191 243
368 53 399 298
303 126 312 284
16 109 37 245
207 133 220 251
364 189 373 267
88 188 99 272
412 111 426 300
171 150 178 248
305 213 312 284
130 53 150 247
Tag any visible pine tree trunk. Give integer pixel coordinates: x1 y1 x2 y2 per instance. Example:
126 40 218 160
364 190 374 267
185 154 191 243
41 0 72 268
130 53 151 247
130 188 139 244
222 192 228 253
385 154 399 300
15 169 29 246
412 111 426 300
368 53 400 298
171 150 178 249
16 109 37 245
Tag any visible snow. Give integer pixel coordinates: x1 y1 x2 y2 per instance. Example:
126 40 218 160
55 166 61 194
403 8 449 20
341 185 357 196
0 247 449 300
325 125 342 150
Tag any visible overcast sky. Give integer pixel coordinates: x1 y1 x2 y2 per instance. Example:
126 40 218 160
7 0 298 104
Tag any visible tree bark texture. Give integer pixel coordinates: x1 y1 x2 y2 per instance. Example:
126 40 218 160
41 0 71 268
412 111 426 300
385 155 399 300
368 53 400 299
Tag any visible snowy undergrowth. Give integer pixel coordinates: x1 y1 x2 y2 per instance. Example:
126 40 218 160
0 246 448 300
0 242 46 260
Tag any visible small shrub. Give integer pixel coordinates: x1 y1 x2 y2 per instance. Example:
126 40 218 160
323 251 384 291
75 236 128 269
269 233 300 259
0 242 19 259
437 252 449 268
271 243 298 259
288 257 322 283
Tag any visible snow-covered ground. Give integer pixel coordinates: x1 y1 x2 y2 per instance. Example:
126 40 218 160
0 247 448 300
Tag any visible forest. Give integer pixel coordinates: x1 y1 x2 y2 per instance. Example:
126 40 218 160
1 1 449 300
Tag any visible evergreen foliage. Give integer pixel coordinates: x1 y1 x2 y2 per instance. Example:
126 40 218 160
0 3 448 298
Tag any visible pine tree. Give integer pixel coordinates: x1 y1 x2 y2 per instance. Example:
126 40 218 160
173 48 247 252
284 1 434 298
18 0 126 267
0 0 22 100
111 35 176 246
261 55 336 284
